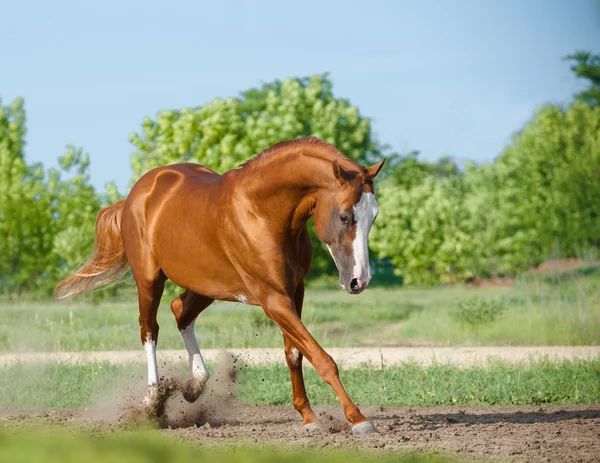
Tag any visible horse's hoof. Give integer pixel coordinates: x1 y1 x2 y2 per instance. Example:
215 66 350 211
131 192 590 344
182 379 205 403
302 422 327 433
143 386 157 406
142 386 159 414
352 421 379 436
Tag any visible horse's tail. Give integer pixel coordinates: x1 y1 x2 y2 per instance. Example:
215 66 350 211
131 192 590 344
54 200 130 300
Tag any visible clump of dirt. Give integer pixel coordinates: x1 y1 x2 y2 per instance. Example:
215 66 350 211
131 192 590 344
89 351 238 429
155 351 238 429
317 411 350 433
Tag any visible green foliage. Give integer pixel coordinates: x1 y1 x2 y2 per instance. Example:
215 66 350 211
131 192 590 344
0 97 109 297
490 102 600 266
565 50 600 107
129 74 383 278
129 74 380 179
371 100 600 284
371 177 474 285
3 51 600 295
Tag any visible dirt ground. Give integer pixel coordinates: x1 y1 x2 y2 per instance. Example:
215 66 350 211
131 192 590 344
1 352 599 462
1 404 599 462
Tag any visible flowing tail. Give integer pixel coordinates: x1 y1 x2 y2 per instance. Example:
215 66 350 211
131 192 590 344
54 200 130 300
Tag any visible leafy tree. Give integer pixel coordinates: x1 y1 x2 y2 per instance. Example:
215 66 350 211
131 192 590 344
386 151 460 189
371 101 600 284
47 145 105 291
0 97 53 295
0 97 105 297
491 102 600 266
565 51 600 107
129 74 383 278
371 176 474 285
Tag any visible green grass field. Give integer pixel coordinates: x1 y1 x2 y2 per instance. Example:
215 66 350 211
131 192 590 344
0 427 460 463
0 266 598 351
1 358 598 409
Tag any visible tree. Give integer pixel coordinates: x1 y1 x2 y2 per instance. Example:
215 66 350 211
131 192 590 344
0 97 53 295
129 74 384 278
47 145 105 291
0 97 105 297
565 51 600 107
490 102 600 266
370 176 474 285
371 101 600 284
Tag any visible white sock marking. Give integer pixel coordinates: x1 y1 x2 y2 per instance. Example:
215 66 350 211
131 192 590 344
144 333 158 386
352 192 379 283
290 347 301 362
181 322 210 383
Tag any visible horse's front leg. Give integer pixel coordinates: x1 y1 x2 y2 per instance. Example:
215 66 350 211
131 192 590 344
282 282 322 430
264 294 378 435
170 291 214 402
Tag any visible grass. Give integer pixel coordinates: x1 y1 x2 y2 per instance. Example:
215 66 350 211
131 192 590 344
0 358 598 410
0 428 463 463
0 265 598 351
238 358 600 407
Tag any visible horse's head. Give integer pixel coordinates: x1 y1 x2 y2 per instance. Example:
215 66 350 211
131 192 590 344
313 157 385 294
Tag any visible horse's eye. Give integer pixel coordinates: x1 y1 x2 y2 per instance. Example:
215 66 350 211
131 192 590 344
340 216 349 225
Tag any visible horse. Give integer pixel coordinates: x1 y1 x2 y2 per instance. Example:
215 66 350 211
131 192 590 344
54 137 385 435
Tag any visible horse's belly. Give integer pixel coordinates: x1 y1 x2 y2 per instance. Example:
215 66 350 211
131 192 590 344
158 247 252 303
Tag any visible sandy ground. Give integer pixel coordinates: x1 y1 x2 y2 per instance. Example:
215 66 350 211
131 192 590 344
1 346 599 368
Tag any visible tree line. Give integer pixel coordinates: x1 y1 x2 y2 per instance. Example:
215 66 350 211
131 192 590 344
1 52 598 296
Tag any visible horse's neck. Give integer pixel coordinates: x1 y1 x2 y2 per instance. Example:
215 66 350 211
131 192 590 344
238 153 330 235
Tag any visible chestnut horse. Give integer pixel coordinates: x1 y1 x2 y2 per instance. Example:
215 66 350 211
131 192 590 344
54 137 385 435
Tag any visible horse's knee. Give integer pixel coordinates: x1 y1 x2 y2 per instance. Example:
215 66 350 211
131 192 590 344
285 347 302 369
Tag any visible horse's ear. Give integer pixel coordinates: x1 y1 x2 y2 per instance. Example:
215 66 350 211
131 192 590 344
367 158 386 179
332 157 350 186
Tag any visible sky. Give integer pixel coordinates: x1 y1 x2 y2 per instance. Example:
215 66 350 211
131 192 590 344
2 0 599 192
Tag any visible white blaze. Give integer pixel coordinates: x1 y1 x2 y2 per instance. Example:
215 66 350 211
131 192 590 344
351 192 379 283
326 244 346 289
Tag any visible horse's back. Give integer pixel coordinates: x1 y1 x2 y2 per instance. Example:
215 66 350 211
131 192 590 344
127 163 219 205
123 163 217 240
141 163 220 189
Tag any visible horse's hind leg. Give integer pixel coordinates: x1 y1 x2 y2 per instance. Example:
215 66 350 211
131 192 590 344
135 272 167 408
170 290 214 402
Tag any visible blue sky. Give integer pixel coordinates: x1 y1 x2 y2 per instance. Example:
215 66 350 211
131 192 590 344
2 0 599 191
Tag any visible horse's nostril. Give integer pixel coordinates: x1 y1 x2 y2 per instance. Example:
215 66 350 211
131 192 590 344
350 278 359 291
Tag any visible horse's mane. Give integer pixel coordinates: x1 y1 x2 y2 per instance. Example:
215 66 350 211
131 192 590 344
240 136 352 170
